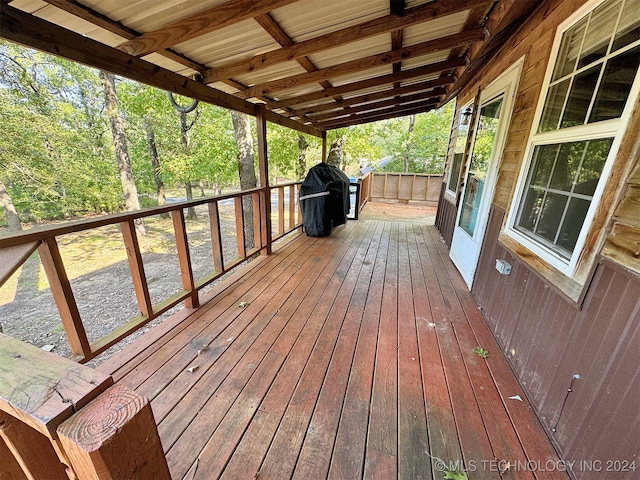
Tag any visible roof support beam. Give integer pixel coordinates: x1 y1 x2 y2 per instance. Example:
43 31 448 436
202 0 491 83
117 0 299 56
293 79 454 117
239 28 485 99
322 101 441 130
272 58 465 109
0 4 322 137
309 89 444 123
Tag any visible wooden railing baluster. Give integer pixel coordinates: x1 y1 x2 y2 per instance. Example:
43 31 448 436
38 237 92 360
278 187 285 236
234 196 246 259
208 201 224 273
289 184 295 231
252 192 261 251
120 220 153 318
171 209 199 309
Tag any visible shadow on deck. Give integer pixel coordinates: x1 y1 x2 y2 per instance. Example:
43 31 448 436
97 203 566 480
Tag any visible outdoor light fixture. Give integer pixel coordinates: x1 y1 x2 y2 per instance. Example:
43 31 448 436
461 106 473 126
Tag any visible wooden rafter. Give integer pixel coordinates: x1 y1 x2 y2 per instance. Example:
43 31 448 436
320 101 444 130
390 0 406 88
239 29 484 99
293 80 454 117
117 0 299 57
272 58 465 109
308 90 445 123
41 0 207 73
202 0 491 84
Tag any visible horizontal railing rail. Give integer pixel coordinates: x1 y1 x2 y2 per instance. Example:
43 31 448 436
0 184 301 364
370 173 442 203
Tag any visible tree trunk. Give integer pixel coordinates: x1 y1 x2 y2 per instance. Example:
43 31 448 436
144 120 166 208
296 134 308 180
230 111 258 250
326 136 345 168
100 71 145 236
0 179 22 231
403 114 416 173
180 110 197 219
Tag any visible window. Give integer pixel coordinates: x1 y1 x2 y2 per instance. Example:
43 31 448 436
508 0 640 275
446 102 473 196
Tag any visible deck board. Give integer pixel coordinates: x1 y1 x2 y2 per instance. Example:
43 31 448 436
105 214 567 480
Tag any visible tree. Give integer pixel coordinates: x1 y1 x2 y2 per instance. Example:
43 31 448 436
403 114 416 172
230 111 258 249
297 134 309 180
100 70 145 235
326 135 345 168
0 179 21 231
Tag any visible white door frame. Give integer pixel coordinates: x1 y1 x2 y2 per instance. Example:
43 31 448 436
450 58 524 288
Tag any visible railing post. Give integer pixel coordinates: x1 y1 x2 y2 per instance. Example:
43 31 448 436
208 201 224 273
234 196 246 259
57 383 171 480
256 105 272 255
321 130 327 163
38 237 92 360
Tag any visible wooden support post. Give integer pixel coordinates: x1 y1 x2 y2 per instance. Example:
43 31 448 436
57 383 171 480
256 105 272 255
171 210 199 309
321 130 327 163
38 237 92 359
234 196 246 259
0 411 68 480
208 202 224 273
120 220 153 317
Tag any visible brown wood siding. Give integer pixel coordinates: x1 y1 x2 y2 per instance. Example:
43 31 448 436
435 182 456 248
473 206 640 478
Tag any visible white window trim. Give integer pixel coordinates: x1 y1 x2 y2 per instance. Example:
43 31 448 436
504 0 640 280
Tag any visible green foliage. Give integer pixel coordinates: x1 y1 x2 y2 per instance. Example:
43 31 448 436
1 41 456 227
474 346 489 358
443 469 468 480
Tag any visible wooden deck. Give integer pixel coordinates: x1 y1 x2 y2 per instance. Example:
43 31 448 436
98 210 566 480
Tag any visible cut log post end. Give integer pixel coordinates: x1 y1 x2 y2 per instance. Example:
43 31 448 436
57 383 170 480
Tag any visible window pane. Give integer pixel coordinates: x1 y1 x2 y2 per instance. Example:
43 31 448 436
515 139 613 257
552 17 588 81
536 192 569 244
549 142 587 192
578 0 621 68
590 45 640 121
539 79 570 132
448 153 464 192
530 144 559 187
560 64 602 128
518 187 545 231
575 139 613 194
612 0 640 51
557 198 591 252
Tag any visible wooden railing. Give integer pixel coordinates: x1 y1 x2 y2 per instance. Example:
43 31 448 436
0 333 171 479
370 173 442 203
0 185 302 364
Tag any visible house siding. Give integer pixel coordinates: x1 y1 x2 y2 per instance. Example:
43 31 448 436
473 207 640 479
435 0 640 475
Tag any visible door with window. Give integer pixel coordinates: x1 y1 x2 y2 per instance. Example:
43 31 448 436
450 61 523 288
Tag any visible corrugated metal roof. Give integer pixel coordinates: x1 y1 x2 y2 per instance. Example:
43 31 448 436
2 0 542 132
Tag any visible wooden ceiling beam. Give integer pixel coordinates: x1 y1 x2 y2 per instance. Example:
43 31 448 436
445 0 540 102
0 4 322 138
117 0 299 57
239 30 482 99
321 101 440 130
309 89 445 123
272 58 465 109
41 0 207 73
390 0 406 87
294 80 453 117
202 0 491 83
254 13 340 104
269 65 466 110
